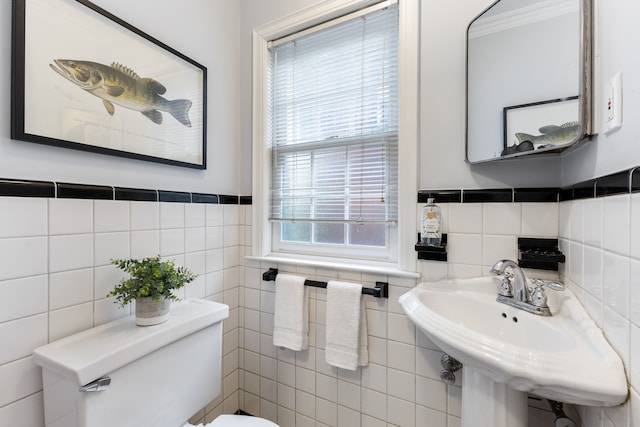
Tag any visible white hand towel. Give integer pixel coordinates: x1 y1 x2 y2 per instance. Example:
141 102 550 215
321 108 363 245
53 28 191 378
273 273 309 351
325 280 369 370
357 298 369 367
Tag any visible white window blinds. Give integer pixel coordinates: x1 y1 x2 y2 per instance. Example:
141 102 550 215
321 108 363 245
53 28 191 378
268 3 399 226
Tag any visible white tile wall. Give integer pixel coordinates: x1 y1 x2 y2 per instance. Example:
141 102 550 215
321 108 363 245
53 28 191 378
131 229 160 259
0 276 48 322
522 202 559 237
237 200 579 427
561 195 640 427
50 231 94 273
0 198 47 238
94 200 130 233
419 202 560 280
0 237 48 281
0 197 244 427
49 269 93 310
130 201 159 231
0 314 48 365
49 199 93 235
240 257 464 427
5 193 632 427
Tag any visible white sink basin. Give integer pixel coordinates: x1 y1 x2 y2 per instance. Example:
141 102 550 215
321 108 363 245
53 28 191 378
399 277 627 407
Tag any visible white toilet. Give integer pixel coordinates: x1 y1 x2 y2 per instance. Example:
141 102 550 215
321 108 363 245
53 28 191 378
33 299 278 427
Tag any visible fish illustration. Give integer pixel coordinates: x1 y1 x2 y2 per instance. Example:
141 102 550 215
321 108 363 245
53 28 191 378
515 121 580 148
50 59 192 127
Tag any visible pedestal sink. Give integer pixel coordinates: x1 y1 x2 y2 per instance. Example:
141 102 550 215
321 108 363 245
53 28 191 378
398 277 627 427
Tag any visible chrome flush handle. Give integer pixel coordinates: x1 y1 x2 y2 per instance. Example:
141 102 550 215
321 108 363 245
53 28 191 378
79 376 111 392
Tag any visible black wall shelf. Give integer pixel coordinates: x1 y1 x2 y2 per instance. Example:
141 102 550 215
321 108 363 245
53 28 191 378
415 233 448 262
518 238 565 271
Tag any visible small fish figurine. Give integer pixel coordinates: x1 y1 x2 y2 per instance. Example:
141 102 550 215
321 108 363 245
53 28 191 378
515 121 580 148
50 59 192 127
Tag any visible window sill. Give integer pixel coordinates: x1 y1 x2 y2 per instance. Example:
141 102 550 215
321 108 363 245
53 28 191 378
244 255 420 279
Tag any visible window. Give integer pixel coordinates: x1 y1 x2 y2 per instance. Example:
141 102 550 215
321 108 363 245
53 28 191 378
267 2 399 262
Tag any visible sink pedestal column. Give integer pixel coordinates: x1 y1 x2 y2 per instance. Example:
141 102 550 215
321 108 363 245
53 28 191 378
461 366 527 427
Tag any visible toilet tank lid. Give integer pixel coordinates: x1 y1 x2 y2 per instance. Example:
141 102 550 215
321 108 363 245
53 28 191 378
33 299 229 386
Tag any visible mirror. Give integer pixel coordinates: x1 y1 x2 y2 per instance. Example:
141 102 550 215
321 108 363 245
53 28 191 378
466 0 592 163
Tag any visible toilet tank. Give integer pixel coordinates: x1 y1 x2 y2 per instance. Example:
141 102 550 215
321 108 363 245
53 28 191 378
33 299 229 427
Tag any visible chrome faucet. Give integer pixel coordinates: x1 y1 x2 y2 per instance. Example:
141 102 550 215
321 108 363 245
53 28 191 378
490 259 564 316
490 259 528 302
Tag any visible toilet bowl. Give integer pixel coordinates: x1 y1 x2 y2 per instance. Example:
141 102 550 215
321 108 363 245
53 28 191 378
33 299 279 427
185 414 278 426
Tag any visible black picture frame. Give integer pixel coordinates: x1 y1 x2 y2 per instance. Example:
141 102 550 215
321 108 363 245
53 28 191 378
11 0 207 169
502 96 579 157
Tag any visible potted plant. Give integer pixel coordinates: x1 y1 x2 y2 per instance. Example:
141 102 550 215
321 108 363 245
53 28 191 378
107 255 197 326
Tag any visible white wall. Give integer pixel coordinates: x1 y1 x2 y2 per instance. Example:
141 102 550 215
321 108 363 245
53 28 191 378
0 0 243 195
418 0 640 190
418 0 640 191
561 0 640 186
238 0 640 192
3 0 635 205
419 0 563 190
237 0 324 194
238 0 563 192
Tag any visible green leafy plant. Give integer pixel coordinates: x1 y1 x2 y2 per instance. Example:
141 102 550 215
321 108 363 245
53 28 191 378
107 255 197 308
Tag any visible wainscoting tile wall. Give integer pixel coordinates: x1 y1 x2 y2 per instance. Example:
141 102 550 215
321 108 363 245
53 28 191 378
416 201 560 282
3 179 638 426
560 193 640 427
0 195 245 426
238 199 562 427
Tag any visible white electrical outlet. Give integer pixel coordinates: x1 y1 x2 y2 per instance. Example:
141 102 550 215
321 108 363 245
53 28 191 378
604 72 622 133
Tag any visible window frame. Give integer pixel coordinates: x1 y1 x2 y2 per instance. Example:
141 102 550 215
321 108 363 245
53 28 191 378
251 0 419 272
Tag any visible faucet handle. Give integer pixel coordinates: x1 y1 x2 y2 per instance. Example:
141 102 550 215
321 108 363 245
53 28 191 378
497 272 514 297
530 279 564 309
531 279 565 292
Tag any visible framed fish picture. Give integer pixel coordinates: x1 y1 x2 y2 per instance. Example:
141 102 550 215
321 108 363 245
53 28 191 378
11 0 207 169
502 96 580 158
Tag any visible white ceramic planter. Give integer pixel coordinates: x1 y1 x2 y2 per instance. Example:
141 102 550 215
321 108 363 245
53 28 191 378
135 297 171 326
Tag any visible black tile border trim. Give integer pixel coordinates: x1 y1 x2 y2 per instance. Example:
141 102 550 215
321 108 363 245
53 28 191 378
159 190 191 203
596 170 631 197
219 195 239 204
633 167 640 193
7 167 640 206
0 177 251 205
419 167 640 203
115 187 158 202
514 188 560 203
573 179 596 200
0 179 55 198
57 183 113 200
559 188 574 202
463 189 512 203
417 190 461 203
192 193 219 204
418 188 561 204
